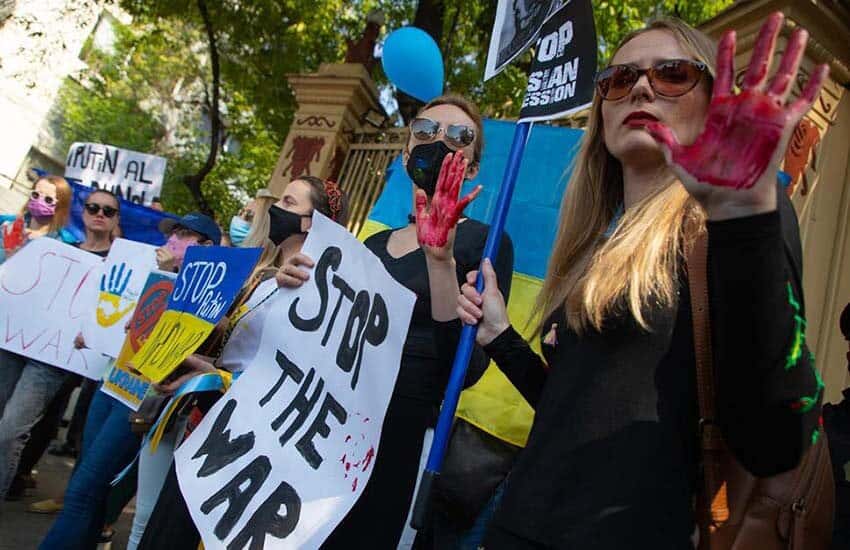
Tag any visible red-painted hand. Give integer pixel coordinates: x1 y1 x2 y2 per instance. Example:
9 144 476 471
415 150 481 249
646 13 828 216
3 217 24 253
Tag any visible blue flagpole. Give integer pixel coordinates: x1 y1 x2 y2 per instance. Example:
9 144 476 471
411 120 533 529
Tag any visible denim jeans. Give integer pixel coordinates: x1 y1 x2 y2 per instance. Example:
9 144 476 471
457 482 506 549
40 387 141 550
0 349 70 498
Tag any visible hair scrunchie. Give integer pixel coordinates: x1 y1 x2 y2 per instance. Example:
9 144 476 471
324 180 343 221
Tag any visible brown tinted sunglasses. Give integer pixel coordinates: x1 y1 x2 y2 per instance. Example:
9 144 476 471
596 59 708 101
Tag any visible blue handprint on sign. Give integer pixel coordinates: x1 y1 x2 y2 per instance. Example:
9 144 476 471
96 262 137 327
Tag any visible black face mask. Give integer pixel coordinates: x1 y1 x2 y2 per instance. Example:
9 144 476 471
406 141 456 197
268 205 308 245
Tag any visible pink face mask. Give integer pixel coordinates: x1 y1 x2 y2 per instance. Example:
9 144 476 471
164 235 196 268
27 198 55 219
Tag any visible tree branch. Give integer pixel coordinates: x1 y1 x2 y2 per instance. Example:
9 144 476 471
182 0 220 216
442 4 462 81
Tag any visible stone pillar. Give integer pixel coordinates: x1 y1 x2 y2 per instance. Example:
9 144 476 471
701 0 850 403
268 63 385 198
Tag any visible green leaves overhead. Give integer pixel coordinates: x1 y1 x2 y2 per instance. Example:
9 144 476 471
58 0 732 221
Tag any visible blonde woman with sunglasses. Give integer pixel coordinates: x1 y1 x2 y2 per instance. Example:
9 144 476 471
424 15 828 549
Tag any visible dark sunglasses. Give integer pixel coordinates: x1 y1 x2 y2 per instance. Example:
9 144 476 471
84 203 119 218
410 117 476 148
30 191 56 205
596 59 708 101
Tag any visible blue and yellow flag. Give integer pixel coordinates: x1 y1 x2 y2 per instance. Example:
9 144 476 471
360 119 583 447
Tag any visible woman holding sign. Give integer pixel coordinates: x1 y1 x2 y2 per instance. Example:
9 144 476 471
275 95 515 549
39 214 218 550
0 175 80 500
428 15 829 549
13 189 121 505
132 177 350 550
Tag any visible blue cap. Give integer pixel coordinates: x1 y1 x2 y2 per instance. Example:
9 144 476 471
159 212 222 245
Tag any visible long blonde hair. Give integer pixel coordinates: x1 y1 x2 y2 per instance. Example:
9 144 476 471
242 196 277 250
537 18 716 333
240 194 281 284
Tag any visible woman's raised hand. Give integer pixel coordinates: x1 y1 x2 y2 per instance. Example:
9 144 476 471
416 150 481 259
458 259 510 346
646 12 829 219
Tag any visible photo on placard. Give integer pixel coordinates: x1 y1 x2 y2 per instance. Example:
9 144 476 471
485 0 558 81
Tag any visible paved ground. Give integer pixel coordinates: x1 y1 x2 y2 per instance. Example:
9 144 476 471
0 453 135 550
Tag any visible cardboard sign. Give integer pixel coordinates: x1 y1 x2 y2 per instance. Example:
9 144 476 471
175 213 415 549
100 270 176 410
65 142 167 206
133 246 261 383
518 0 597 122
84 238 158 358
0 238 110 379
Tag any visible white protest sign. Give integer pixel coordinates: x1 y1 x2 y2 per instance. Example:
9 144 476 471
65 142 166 206
0 238 110 379
84 238 158 358
176 212 415 549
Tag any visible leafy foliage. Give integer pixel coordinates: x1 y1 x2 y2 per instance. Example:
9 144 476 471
433 0 735 118
57 0 733 221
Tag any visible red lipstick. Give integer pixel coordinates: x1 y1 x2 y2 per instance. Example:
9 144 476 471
623 110 659 127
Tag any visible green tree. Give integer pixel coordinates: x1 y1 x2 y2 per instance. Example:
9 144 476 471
418 0 735 119
58 4 337 219
59 0 734 222
104 0 413 219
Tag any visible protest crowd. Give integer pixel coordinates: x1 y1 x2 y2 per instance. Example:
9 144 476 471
0 3 847 550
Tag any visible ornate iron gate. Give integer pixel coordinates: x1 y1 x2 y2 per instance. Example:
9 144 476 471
337 128 408 236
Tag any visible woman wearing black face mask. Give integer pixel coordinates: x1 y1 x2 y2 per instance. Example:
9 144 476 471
129 176 349 550
268 198 311 246
279 94 513 549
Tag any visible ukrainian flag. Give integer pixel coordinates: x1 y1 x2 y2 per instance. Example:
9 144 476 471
360 120 583 447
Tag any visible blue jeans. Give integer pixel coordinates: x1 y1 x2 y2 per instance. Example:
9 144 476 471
426 481 507 550
0 349 69 498
40 387 140 550
458 482 506 549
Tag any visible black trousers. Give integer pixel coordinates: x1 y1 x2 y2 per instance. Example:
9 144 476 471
138 464 200 549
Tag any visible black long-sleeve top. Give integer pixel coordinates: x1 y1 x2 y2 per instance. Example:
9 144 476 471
477 191 822 548
364 219 514 411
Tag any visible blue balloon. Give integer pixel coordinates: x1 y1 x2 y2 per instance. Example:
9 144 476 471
382 27 444 103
